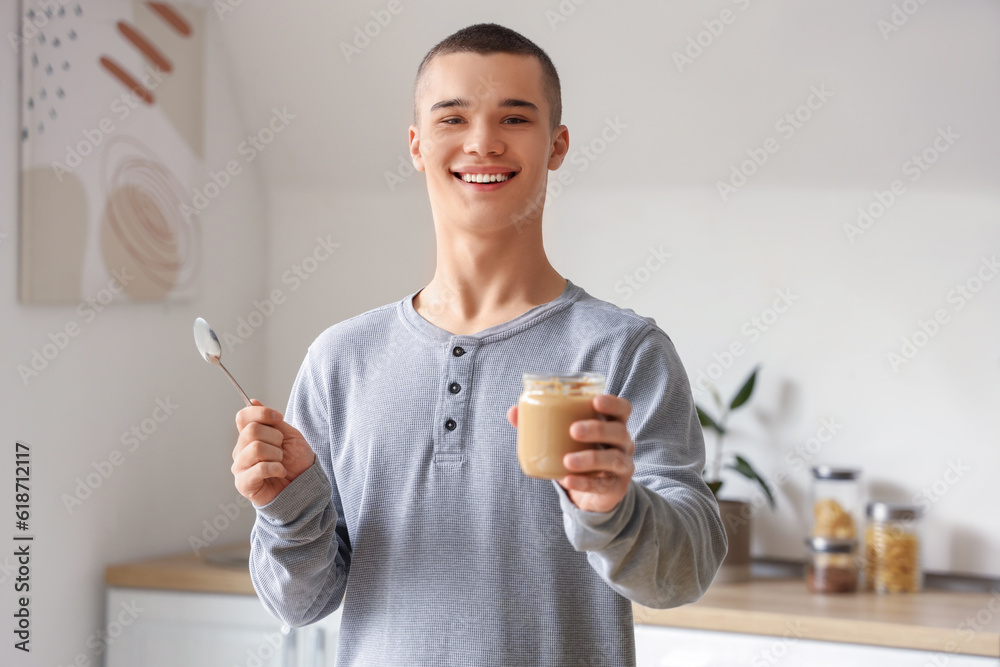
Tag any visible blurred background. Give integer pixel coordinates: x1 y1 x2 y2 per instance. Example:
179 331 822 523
1 0 998 664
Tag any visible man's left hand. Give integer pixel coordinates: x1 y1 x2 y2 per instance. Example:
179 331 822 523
506 394 635 513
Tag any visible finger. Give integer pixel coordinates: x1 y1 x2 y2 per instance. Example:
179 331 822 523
235 401 284 432
234 461 287 494
592 394 632 422
563 448 634 477
232 421 284 459
558 472 623 496
506 404 518 427
569 419 634 453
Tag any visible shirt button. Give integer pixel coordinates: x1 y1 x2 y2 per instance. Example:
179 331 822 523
449 382 461 394
444 418 457 431
452 346 465 357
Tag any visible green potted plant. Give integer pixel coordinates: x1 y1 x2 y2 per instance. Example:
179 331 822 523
696 365 775 583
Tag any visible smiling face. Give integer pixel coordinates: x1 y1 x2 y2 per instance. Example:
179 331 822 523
409 52 569 232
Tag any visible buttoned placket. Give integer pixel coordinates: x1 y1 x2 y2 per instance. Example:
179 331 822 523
433 337 477 466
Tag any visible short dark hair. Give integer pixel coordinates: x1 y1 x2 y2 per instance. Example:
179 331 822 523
413 23 562 134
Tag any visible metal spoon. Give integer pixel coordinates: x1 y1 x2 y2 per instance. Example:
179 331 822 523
193 317 252 407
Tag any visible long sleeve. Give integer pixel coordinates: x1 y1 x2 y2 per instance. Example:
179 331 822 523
553 327 728 608
248 346 352 627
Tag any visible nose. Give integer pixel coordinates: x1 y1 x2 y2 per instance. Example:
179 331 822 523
463 120 505 157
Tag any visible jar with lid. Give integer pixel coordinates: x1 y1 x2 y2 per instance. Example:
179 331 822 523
865 502 923 593
810 466 862 540
805 537 859 594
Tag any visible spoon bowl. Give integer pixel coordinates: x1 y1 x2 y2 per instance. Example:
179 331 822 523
193 317 252 407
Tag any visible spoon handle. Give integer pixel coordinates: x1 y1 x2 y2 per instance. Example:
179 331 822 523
220 363 253 407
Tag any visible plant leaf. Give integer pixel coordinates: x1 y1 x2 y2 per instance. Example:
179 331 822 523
729 366 759 411
706 480 723 496
710 386 724 410
724 454 775 509
696 406 726 434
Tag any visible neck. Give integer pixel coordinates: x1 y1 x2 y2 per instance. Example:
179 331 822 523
413 214 566 333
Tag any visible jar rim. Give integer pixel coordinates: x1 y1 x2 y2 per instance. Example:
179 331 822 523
866 501 923 521
811 465 861 480
805 536 859 553
522 371 605 382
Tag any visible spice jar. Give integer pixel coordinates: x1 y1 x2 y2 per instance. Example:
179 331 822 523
810 466 862 539
805 537 859 594
865 502 923 593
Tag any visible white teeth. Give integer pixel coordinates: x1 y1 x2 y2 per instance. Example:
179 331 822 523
459 172 512 183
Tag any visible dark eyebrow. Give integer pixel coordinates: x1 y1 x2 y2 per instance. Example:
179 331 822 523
428 97 539 114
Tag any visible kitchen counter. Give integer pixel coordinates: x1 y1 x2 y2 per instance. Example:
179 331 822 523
634 576 1000 658
107 544 1000 658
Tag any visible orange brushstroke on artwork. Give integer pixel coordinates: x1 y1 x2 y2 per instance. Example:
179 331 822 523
99 56 155 105
146 2 192 37
117 21 173 73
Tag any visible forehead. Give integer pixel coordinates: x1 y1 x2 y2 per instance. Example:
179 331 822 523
419 52 546 108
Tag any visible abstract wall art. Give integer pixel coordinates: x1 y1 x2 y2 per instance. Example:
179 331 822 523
18 1 206 303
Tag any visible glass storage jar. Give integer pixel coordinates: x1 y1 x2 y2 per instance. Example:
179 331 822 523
810 466 862 540
865 502 924 593
805 537 859 594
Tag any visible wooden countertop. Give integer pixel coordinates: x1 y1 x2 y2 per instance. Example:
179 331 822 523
105 542 256 596
107 545 999 657
634 578 1000 658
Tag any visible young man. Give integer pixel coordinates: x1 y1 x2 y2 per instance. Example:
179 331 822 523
232 23 726 666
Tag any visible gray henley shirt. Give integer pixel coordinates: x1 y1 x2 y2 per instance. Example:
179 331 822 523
249 277 728 667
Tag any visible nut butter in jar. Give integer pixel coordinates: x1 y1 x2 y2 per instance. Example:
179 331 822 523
516 372 606 479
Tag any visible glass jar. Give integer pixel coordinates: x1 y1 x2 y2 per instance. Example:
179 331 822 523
810 466 862 540
865 502 924 593
805 537 859 594
516 372 605 480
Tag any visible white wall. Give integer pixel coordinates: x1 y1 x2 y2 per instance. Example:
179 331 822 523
0 3 270 665
219 0 1000 577
1 0 998 665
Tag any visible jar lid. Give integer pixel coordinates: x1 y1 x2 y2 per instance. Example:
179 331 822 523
811 465 861 480
866 502 923 521
805 537 858 554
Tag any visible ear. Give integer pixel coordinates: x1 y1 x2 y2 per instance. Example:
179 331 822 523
409 124 426 172
547 124 570 171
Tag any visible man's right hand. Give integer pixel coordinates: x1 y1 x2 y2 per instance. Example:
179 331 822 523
233 399 316 507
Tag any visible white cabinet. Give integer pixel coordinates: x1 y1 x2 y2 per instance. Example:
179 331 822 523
634 624 996 667
104 588 342 667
